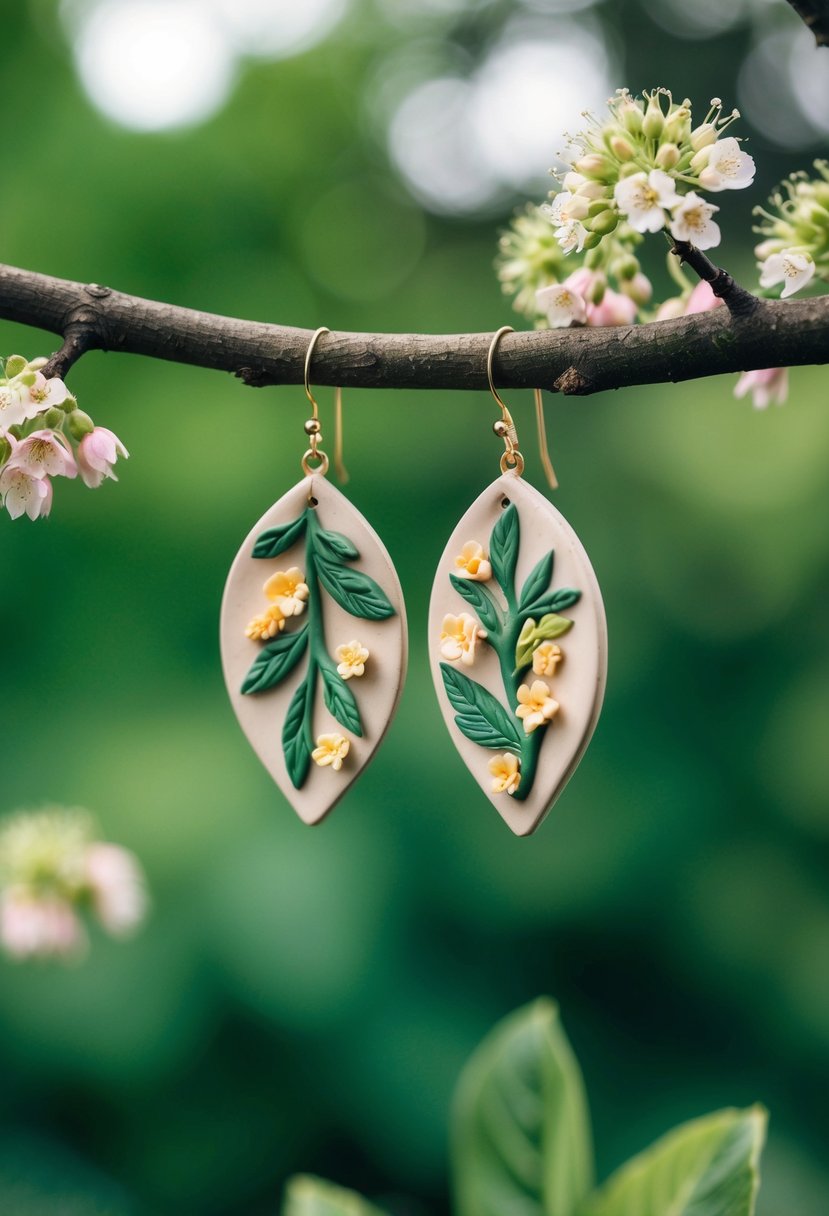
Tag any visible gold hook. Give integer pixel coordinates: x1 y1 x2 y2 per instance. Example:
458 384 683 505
301 327 331 479
486 326 524 477
533 388 558 490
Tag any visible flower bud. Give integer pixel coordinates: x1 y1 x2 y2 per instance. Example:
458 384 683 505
690 123 717 151
587 198 611 217
588 275 607 305
612 253 640 280
690 147 711 174
581 231 602 250
609 134 636 162
655 142 680 170
43 407 64 428
812 182 829 207
618 100 644 135
588 210 618 235
642 98 664 140
618 161 641 179
574 153 612 180
66 408 95 441
4 355 28 379
620 271 653 305
663 106 690 144
575 179 608 201
563 171 587 192
0 436 10 464
753 239 782 261
656 297 686 320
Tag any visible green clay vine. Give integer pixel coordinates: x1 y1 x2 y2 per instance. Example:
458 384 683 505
241 507 395 789
440 504 581 802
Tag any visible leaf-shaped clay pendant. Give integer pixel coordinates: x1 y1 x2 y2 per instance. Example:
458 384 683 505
429 471 607 836
221 475 407 825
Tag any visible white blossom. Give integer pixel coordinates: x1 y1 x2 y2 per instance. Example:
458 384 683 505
698 137 755 191
613 170 679 234
669 193 721 250
758 250 815 299
535 284 588 328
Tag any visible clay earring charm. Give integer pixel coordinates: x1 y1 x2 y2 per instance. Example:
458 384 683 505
220 328 407 825
428 326 607 836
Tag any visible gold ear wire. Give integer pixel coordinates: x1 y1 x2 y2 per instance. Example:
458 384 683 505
486 326 524 477
302 327 347 480
333 385 349 484
533 388 558 490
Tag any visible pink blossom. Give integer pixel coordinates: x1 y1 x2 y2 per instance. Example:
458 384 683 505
85 843 147 935
6 430 77 480
0 887 85 959
684 280 723 315
586 287 637 327
563 267 604 301
22 373 70 419
76 427 129 489
0 466 52 520
733 367 789 410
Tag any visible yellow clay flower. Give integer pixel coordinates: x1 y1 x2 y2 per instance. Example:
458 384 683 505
336 641 369 680
532 642 563 677
245 604 286 640
311 733 350 771
489 753 521 795
440 612 487 666
515 679 559 734
454 541 492 582
264 567 309 617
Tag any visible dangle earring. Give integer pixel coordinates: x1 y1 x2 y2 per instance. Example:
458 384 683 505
428 326 607 837
220 328 408 825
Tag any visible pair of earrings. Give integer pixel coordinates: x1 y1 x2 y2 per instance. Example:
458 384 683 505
220 327 607 837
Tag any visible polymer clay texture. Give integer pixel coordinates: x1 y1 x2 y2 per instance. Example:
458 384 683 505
429 472 607 836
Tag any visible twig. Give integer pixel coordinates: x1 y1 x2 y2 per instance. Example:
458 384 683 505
669 240 760 319
0 262 827 400
785 0 829 46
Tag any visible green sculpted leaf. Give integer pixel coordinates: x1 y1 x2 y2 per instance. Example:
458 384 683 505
283 1175 388 1216
515 615 574 670
523 588 582 617
315 529 360 561
579 1106 767 1216
450 574 502 634
452 998 594 1216
241 626 308 695
316 558 395 620
321 665 363 737
490 504 520 597
252 514 307 559
440 663 522 750
519 551 554 613
282 674 313 789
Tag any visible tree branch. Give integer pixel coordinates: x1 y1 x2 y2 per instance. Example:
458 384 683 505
0 262 826 400
786 0 829 46
669 240 759 319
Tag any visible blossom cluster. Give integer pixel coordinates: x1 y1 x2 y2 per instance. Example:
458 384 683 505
0 355 128 520
753 159 828 297
0 807 148 961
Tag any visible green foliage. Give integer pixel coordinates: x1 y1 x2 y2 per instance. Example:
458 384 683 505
282 675 313 789
315 559 396 620
450 573 503 634
490 504 520 598
519 551 555 613
515 615 574 670
440 662 523 750
241 626 308 694
321 665 363 737
282 1002 765 1216
252 516 308 559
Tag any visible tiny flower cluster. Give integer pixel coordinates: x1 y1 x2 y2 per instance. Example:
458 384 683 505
246 566 309 639
753 159 829 297
0 807 147 961
0 356 128 520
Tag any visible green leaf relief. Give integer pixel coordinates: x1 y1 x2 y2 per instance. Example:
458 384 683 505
490 504 520 597
282 673 314 790
579 1106 767 1216
515 615 574 671
283 1175 389 1216
519 550 554 612
252 513 307 558
452 998 594 1216
241 626 308 695
440 663 522 750
449 574 502 634
321 665 363 737
523 588 582 617
315 529 359 561
316 558 395 621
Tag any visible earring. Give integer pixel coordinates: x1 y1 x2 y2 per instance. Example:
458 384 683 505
220 328 408 826
428 326 607 837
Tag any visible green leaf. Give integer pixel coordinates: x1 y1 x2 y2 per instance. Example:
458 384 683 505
490 504 520 597
579 1106 767 1216
523 589 582 617
514 615 573 670
252 514 307 559
316 558 395 620
316 529 359 561
450 574 502 634
519 551 554 613
282 674 313 789
283 1175 388 1216
452 998 594 1216
440 663 522 750
240 626 308 695
321 665 363 737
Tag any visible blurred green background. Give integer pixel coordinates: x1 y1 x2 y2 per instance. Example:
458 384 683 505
1 0 828 1212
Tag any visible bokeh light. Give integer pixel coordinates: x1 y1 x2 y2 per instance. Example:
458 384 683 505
208 0 348 60
738 23 829 147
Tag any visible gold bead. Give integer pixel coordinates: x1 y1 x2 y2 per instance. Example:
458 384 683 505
304 418 321 435
493 419 508 438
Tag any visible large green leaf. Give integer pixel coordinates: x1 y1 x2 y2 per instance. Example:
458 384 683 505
450 573 502 634
315 529 359 561
321 665 363 737
490 504 520 597
282 674 313 789
283 1175 388 1216
252 514 307 558
522 588 582 618
519 551 554 613
240 626 308 694
316 558 395 620
440 663 522 750
452 998 594 1216
579 1107 767 1216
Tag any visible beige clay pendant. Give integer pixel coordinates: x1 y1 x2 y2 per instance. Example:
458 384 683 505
221 473 407 825
429 471 607 836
